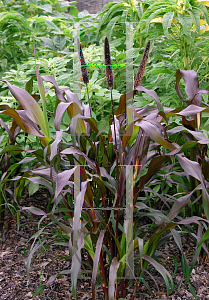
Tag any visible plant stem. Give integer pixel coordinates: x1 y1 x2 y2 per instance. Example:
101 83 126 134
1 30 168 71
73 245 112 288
120 278 124 297
86 83 98 163
99 252 109 298
110 88 119 186
110 88 120 258
124 278 129 298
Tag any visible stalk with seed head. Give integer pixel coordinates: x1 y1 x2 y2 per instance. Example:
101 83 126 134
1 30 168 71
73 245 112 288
104 37 118 179
104 37 120 256
77 40 97 163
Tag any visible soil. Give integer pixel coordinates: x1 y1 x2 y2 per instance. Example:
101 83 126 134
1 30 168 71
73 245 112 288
1 189 209 300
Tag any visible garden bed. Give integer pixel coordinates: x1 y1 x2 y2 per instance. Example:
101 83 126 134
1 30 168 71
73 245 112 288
1 189 209 300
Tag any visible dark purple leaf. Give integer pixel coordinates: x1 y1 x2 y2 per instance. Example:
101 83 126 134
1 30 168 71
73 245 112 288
61 148 97 172
177 105 207 116
139 155 167 190
42 75 67 102
137 120 176 151
92 230 105 300
175 69 202 106
167 192 194 220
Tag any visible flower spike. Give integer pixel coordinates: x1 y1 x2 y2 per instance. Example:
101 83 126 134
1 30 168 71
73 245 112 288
78 41 89 84
104 37 114 88
134 40 150 90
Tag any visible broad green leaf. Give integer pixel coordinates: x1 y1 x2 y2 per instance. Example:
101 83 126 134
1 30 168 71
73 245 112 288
39 37 55 50
54 35 66 50
44 20 61 32
83 233 95 261
28 182 39 197
162 11 174 38
40 4 52 13
177 14 192 37
106 16 120 40
189 8 200 34
1 145 23 155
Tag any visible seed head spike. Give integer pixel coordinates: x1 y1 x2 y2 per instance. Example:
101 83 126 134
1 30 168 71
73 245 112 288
104 37 114 88
134 40 150 90
78 40 89 84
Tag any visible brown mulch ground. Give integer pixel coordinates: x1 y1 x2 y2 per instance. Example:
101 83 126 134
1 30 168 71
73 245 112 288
1 189 209 300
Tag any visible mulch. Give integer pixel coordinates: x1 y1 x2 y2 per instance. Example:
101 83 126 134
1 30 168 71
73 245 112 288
1 189 209 300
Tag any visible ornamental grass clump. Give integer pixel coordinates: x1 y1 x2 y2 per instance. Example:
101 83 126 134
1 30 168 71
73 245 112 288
1 39 209 300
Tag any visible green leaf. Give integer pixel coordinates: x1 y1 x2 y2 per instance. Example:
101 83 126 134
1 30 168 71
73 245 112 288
143 254 173 297
91 70 99 84
44 20 61 32
197 227 209 258
195 2 209 25
106 16 120 40
83 233 95 261
16 210 20 231
1 145 23 155
68 6 78 17
39 37 56 51
177 14 192 37
35 65 50 138
40 4 52 13
189 283 197 299
54 35 66 50
162 11 174 38
189 8 200 34
28 182 39 197
33 285 45 297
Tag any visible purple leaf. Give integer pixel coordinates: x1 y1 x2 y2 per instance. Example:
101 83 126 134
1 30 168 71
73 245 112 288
108 257 120 300
42 75 67 102
3 81 45 127
32 168 58 184
22 206 46 215
92 230 105 300
167 192 194 220
175 69 202 106
61 147 97 172
137 120 176 151
55 167 76 200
